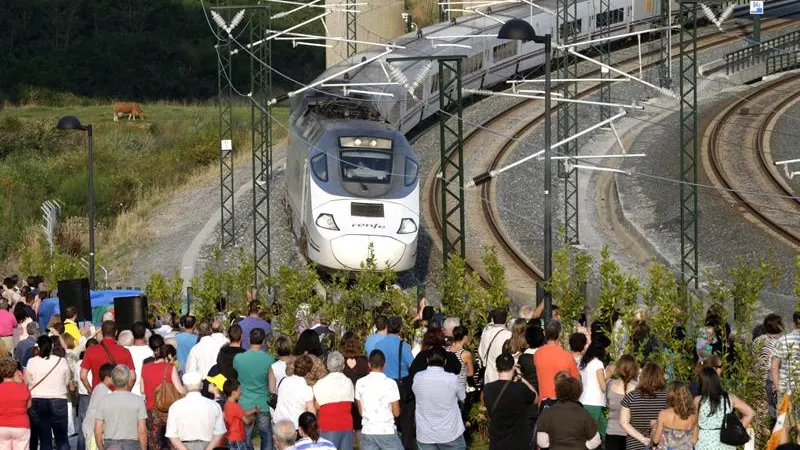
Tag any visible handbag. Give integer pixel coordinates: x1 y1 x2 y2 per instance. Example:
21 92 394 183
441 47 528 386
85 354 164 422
268 377 283 409
720 394 750 446
153 363 182 413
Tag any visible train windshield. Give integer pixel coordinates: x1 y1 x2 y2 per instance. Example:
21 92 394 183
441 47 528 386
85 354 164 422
340 150 392 184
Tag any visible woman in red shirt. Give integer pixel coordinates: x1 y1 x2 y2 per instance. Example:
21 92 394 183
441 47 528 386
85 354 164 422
0 357 32 450
140 343 185 450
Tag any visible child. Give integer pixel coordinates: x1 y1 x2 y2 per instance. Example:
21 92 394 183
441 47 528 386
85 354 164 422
82 363 115 450
223 379 259 450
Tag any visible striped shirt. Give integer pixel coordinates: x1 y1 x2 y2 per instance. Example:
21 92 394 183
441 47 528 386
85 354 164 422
620 389 667 450
294 437 336 449
772 330 800 392
412 366 466 444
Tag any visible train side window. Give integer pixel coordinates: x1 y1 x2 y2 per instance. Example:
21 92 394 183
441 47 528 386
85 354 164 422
596 9 623 27
559 19 582 38
465 53 484 73
492 41 517 62
404 156 419 186
311 153 328 182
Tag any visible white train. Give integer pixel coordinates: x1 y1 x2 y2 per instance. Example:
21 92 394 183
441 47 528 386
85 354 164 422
287 0 777 272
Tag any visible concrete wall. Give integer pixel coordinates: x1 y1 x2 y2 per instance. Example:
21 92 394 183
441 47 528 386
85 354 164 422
325 0 406 68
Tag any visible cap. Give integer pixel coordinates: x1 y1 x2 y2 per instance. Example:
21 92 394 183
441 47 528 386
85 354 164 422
206 374 227 391
182 372 203 386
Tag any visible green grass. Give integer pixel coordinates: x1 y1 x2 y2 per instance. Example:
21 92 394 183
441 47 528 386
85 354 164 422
0 102 289 281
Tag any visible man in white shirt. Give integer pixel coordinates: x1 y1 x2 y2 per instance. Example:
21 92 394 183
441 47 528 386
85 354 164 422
125 322 154 397
412 348 466 450
186 321 227 377
478 309 512 384
166 372 226 450
355 350 402 450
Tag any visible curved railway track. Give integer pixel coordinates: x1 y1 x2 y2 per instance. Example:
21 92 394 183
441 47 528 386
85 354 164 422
426 17 799 291
705 72 800 249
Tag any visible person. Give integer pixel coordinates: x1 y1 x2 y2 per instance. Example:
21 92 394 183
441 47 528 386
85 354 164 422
535 320 579 406
650 382 695 450
14 322 39 368
409 328 461 378
93 365 147 450
294 413 336 450
412 347 466 450
605 355 639 450
568 332 588 365
620 362 668 450
0 357 31 450
477 309 512 384
62 307 81 343
442 318 460 340
372 317 412 382
482 352 537 450
313 352 354 449
216 324 246 381
272 420 297 450
75 339 98 450
223 379 258 450
238 302 271 350
268 336 293 401
165 372 227 450
518 323 544 389
25 335 72 450
447 326 474 393
689 355 723 397
81 321 136 392
536 376 601 450
142 334 164 366
355 350 402 450
287 330 328 386
186 320 227 377
579 342 608 439
365 316 388 356
755 313 783 419
12 303 33 349
275 355 316 429
175 315 197 370
340 332 369 448
772 310 800 430
233 328 275 450
141 344 185 450
0 299 18 352
503 319 528 359
83 364 115 450
127 322 155 397
694 367 754 450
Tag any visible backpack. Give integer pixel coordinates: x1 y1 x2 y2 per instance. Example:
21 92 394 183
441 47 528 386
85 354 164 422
154 363 182 413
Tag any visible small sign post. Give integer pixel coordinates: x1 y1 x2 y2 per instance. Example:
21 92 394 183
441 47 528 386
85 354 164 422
750 0 762 44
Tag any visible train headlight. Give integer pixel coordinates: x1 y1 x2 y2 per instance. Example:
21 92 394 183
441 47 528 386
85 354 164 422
316 214 339 231
397 218 417 234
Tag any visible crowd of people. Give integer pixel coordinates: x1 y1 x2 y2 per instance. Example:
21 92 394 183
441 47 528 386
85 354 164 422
3 274 800 450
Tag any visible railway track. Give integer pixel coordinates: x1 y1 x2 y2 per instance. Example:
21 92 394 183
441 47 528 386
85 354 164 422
425 17 799 293
704 72 800 249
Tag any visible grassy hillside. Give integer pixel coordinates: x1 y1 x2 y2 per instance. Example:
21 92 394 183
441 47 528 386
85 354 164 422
0 102 288 280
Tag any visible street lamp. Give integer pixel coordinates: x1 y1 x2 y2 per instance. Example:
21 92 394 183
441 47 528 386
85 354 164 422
56 116 95 289
474 19 553 320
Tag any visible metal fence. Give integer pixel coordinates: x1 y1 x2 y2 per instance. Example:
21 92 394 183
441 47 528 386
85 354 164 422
725 30 800 75
766 52 800 74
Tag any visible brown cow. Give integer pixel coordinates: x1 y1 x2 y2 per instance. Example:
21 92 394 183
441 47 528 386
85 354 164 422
112 102 145 122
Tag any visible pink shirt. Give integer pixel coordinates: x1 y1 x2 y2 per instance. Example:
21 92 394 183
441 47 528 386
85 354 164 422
0 309 16 336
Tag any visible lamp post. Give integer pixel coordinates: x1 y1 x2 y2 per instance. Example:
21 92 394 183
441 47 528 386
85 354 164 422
474 19 553 320
56 116 95 289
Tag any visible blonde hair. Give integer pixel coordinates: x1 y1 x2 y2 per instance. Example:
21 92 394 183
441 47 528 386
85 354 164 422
506 319 528 355
667 381 695 420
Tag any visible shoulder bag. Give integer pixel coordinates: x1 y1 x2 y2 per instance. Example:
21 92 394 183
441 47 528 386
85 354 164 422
99 342 117 365
268 376 283 409
720 394 750 446
154 363 182 413
30 357 62 392
396 340 414 403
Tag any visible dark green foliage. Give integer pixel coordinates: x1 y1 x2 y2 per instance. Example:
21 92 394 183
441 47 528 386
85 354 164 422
0 0 324 102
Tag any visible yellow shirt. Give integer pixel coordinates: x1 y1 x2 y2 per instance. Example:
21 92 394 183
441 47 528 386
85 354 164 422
64 319 82 342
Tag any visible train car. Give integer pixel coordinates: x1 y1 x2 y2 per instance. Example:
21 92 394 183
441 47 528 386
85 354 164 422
286 91 420 272
288 0 780 272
